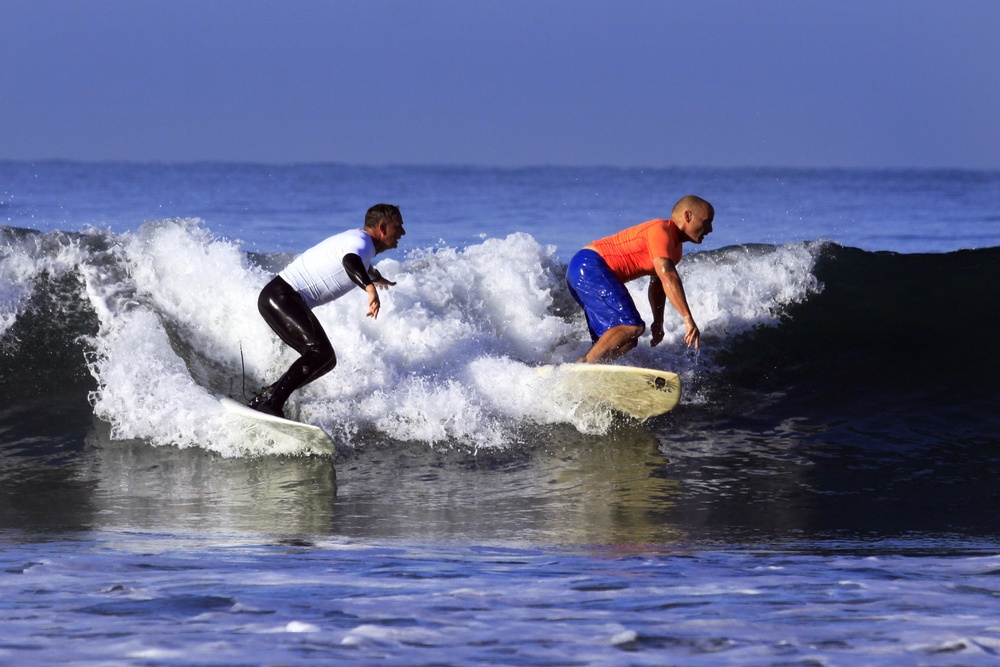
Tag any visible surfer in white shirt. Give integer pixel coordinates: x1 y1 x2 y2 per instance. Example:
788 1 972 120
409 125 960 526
248 204 405 418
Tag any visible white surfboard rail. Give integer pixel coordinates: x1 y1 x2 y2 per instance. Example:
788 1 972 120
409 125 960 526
536 363 682 420
220 397 336 454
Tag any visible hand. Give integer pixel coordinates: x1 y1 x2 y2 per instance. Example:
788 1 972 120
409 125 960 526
683 319 701 349
650 322 664 347
369 268 396 289
365 285 381 319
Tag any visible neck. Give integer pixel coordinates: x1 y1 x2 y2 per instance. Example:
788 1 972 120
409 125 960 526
365 228 385 254
670 219 692 244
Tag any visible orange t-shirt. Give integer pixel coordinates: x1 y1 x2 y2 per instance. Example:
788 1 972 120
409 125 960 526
590 219 683 283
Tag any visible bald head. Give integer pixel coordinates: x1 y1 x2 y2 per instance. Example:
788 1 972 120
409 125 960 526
672 195 714 221
671 195 714 244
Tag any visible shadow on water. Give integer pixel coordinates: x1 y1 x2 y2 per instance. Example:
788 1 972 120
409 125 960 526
79 421 340 536
328 422 684 545
75 419 688 546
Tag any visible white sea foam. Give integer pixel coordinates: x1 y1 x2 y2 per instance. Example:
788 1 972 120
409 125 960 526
0 229 92 338
72 220 823 454
624 242 823 356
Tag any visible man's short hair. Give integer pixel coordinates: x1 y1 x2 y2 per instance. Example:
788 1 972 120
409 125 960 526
365 203 402 229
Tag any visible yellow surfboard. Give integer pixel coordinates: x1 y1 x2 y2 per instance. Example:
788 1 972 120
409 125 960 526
536 364 682 420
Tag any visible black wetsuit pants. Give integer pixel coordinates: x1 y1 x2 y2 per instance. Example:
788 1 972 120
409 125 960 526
256 276 337 410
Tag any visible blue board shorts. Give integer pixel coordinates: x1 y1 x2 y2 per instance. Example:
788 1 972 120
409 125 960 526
565 249 645 342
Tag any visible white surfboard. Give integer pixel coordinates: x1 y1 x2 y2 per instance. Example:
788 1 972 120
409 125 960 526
220 397 336 454
536 364 682 420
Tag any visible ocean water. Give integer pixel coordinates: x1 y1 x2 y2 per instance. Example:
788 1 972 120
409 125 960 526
2 161 1000 665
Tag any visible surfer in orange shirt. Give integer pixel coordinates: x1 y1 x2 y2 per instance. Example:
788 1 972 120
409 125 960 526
566 195 714 363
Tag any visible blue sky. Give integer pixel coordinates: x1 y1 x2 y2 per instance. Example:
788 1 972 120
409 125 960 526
3 0 998 169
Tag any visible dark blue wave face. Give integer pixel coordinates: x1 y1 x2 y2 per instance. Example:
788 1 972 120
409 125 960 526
713 245 1000 426
662 244 1000 539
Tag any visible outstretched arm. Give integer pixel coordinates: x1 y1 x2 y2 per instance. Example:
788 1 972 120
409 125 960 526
367 266 396 288
652 257 700 348
342 253 381 319
647 275 666 347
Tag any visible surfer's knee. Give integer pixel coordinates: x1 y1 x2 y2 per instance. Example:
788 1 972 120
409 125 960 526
318 350 337 376
306 343 336 379
318 340 335 365
623 327 642 352
619 324 643 351
624 324 644 342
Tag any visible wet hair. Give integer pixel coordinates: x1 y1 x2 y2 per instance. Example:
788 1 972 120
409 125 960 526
364 203 402 229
